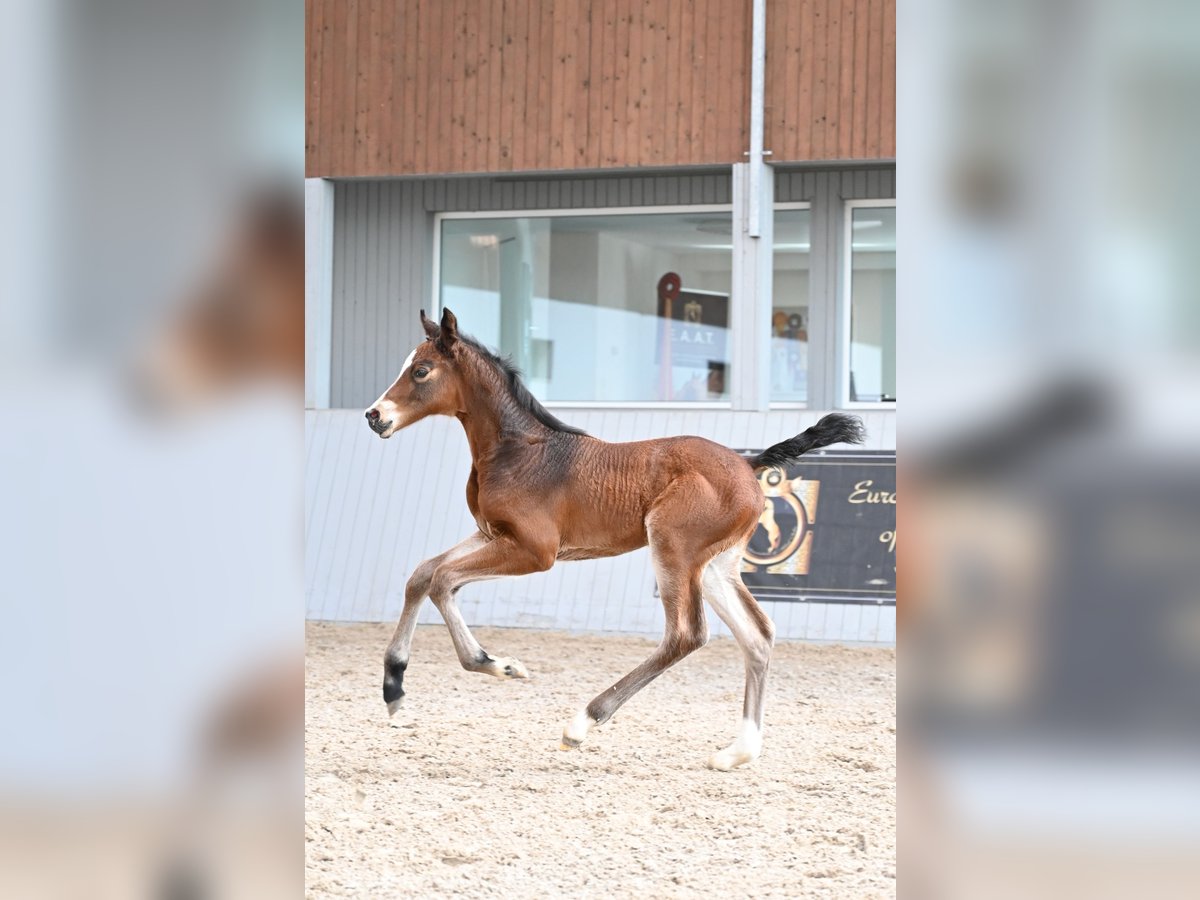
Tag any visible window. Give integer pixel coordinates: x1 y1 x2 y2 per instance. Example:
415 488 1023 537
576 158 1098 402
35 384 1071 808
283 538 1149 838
770 206 812 403
845 203 896 404
438 210 733 403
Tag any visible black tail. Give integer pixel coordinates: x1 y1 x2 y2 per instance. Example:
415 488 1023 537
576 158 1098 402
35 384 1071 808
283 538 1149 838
749 413 866 469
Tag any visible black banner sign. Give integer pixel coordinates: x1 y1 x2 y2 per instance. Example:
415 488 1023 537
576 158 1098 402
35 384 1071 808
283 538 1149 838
736 450 896 605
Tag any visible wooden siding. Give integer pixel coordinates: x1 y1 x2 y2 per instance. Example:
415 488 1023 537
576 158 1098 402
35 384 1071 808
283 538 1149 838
306 0 895 177
764 0 896 162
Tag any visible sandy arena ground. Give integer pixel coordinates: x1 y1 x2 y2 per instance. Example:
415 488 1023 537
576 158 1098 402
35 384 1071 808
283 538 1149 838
306 622 895 898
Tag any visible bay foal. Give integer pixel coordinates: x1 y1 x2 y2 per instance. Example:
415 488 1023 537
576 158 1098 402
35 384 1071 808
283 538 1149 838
366 309 864 770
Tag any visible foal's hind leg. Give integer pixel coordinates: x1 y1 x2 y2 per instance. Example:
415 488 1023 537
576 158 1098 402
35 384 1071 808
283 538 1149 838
383 532 488 715
560 529 710 751
701 545 776 770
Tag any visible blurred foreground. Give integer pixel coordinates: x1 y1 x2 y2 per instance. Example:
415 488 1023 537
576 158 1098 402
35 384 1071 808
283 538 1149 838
0 2 302 898
903 1 1200 897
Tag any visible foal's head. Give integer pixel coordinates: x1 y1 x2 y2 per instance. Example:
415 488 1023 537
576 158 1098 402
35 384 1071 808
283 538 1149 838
364 308 471 438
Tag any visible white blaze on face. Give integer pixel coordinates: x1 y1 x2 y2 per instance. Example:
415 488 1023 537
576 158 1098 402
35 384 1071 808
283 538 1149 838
367 347 419 428
398 347 418 378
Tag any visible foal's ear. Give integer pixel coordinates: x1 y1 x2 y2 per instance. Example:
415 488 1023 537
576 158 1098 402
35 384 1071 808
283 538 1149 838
419 309 439 340
437 307 459 351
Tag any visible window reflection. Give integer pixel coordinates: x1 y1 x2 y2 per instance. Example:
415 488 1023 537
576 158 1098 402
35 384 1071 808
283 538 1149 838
848 206 896 403
771 208 812 403
440 212 734 402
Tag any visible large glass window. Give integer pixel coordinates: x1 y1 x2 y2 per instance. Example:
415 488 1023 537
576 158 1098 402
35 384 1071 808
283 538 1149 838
770 207 812 403
847 205 896 403
439 211 733 403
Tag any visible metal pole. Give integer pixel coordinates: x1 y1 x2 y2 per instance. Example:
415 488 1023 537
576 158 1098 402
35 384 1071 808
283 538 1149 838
747 0 767 237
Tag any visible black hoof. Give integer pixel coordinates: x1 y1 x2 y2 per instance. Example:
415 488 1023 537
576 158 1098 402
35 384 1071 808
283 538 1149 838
383 658 407 706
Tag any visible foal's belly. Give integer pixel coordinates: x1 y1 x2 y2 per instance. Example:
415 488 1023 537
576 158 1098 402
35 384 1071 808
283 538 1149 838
556 527 648 561
554 504 652 561
556 545 635 562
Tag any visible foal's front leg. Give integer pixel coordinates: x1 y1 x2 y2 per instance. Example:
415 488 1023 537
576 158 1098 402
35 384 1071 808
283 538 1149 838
383 531 488 715
426 534 556 680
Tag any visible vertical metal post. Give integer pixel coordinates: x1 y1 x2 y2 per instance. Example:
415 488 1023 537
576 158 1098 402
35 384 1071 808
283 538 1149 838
732 162 774 411
747 0 767 237
304 178 335 409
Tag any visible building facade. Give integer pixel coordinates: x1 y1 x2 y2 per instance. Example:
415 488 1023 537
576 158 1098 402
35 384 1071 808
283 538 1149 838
306 0 896 643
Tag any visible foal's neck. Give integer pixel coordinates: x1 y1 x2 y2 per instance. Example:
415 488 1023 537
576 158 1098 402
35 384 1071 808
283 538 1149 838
455 358 553 464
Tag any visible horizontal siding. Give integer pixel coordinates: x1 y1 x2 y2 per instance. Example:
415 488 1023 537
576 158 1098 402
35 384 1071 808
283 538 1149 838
307 0 895 177
306 408 896 643
773 164 895 203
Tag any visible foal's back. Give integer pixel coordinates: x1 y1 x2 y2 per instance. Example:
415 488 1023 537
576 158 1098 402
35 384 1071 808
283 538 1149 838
555 433 764 556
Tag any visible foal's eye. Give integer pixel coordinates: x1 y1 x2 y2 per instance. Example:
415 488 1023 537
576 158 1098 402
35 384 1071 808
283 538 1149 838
414 366 430 379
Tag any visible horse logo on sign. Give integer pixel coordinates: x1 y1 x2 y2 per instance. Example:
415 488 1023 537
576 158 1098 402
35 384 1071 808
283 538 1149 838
743 467 820 574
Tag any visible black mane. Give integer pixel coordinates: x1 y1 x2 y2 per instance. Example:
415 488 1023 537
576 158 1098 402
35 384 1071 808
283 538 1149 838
458 334 587 436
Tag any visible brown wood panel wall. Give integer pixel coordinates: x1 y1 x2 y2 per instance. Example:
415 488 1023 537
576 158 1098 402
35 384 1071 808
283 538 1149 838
763 0 895 162
307 0 893 178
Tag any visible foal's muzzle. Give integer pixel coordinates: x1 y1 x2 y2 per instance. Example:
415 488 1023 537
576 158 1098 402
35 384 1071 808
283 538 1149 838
365 407 392 437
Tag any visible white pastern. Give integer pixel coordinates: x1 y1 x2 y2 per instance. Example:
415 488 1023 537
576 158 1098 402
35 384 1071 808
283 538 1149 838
485 656 529 680
707 718 763 771
559 709 595 750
